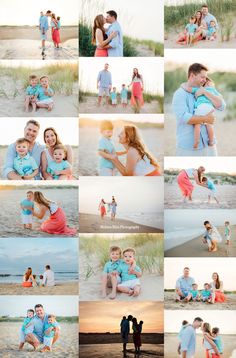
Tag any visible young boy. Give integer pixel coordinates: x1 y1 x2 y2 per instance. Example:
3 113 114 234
212 327 224 355
201 283 212 302
46 144 72 180
19 309 35 350
110 87 117 107
185 283 200 302
185 16 197 45
102 246 123 299
35 75 54 111
41 314 59 352
201 177 219 204
207 20 217 41
20 191 34 229
117 248 142 297
25 75 39 113
121 84 128 108
224 221 231 245
14 138 38 179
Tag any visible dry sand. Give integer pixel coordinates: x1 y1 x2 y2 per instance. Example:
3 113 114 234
79 213 163 233
165 333 236 358
0 322 78 357
165 225 236 257
0 187 78 238
164 291 236 310
164 183 236 209
0 282 78 295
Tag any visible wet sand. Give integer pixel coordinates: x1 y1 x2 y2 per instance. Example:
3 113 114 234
79 213 163 233
0 282 78 295
80 333 164 345
80 343 164 357
165 225 236 257
0 322 78 357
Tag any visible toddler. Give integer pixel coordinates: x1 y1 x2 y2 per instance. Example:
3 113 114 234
14 138 38 179
110 87 117 107
19 309 35 350
212 327 223 355
25 75 39 113
46 144 72 180
121 84 128 107
36 76 54 111
207 20 217 41
224 221 231 245
201 283 212 302
201 177 219 204
185 16 197 45
20 191 34 229
185 283 200 302
41 314 59 352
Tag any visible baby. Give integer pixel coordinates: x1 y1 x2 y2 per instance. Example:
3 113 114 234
19 309 35 350
185 16 197 45
41 314 59 352
46 144 72 180
36 75 54 111
110 87 117 107
201 177 219 204
207 20 217 41
14 138 38 179
25 75 39 113
201 283 212 302
121 84 128 107
224 221 231 245
185 283 200 302
20 191 34 229
212 327 224 355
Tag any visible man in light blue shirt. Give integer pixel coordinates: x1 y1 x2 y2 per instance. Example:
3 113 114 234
3 120 45 180
180 317 203 358
175 267 195 301
40 10 52 52
97 63 112 105
194 5 218 40
172 63 226 156
106 10 123 57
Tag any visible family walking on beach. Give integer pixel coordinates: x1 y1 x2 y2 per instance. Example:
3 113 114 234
39 10 62 58
97 63 144 113
98 196 117 220
120 315 144 356
22 265 55 288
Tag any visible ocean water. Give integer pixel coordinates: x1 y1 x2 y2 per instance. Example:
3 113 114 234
120 211 164 229
164 228 204 250
0 271 78 284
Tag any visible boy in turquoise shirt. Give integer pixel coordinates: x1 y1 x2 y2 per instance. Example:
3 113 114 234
110 87 117 107
121 84 128 108
41 314 59 352
36 76 54 111
20 191 34 229
25 75 39 113
19 309 35 350
201 283 212 302
46 145 72 180
102 246 122 299
14 138 38 179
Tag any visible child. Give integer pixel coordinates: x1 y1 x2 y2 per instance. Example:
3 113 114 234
19 309 35 350
185 283 200 302
110 87 117 107
201 177 219 204
185 16 197 45
25 75 39 113
20 191 34 229
41 314 59 352
178 320 189 354
207 20 217 41
14 138 38 179
121 84 128 108
98 120 126 176
36 76 54 111
102 246 123 299
201 283 212 302
117 248 142 297
46 144 72 180
224 221 231 245
212 327 224 355
57 16 61 29
202 323 221 357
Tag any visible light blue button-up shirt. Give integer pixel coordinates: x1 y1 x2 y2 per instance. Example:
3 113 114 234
98 136 115 169
32 314 59 343
203 13 218 29
97 70 112 88
3 142 45 179
40 15 49 31
176 275 195 295
181 325 196 357
103 259 122 273
106 21 123 57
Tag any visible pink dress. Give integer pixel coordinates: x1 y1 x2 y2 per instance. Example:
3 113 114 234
177 169 194 197
131 76 144 107
41 203 76 236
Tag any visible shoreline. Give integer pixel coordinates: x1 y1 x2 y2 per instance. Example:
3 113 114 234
0 282 78 295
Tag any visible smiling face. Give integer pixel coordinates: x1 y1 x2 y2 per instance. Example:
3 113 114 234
102 129 113 139
27 192 34 201
183 268 190 278
30 78 38 87
48 316 55 324
27 310 34 318
118 129 127 144
35 306 45 319
16 141 29 157
123 251 135 264
53 148 65 163
110 250 121 262
44 129 57 147
190 70 207 87
201 6 208 16
24 123 39 143
40 77 49 88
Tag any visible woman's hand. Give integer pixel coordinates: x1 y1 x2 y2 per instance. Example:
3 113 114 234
108 31 117 40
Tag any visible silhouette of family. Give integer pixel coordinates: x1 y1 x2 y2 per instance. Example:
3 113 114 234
120 315 144 356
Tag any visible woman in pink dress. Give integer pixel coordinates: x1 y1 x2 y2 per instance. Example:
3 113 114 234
33 191 76 236
92 15 117 57
51 14 61 48
176 10 206 45
129 68 144 113
177 166 205 202
98 199 107 219
210 272 226 303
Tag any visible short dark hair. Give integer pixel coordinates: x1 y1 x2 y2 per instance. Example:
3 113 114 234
202 4 208 8
202 177 208 182
27 309 34 314
212 327 219 334
184 267 190 270
46 265 51 270
194 317 203 323
26 120 40 129
46 10 52 14
182 320 188 325
35 304 44 310
107 10 117 20
188 63 208 78
204 221 210 225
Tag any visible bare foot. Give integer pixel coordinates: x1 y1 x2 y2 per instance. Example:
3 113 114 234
108 292 116 300
19 343 24 350
47 104 53 112
102 292 107 299
128 290 134 296
133 289 140 297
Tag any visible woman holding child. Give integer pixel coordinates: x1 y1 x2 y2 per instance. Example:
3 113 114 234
177 166 205 202
202 323 222 357
210 272 226 303
51 13 61 48
132 317 142 354
22 267 37 287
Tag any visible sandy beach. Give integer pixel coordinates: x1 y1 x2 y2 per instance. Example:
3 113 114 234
164 291 236 310
79 213 163 233
164 183 236 209
0 26 78 59
165 225 236 257
165 333 236 358
0 282 78 295
0 322 78 357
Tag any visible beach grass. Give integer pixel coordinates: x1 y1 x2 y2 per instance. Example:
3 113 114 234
0 316 78 323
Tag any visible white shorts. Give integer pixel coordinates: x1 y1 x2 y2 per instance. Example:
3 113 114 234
99 167 116 176
121 98 127 104
194 103 214 116
118 278 141 289
208 189 217 198
112 99 117 105
22 214 33 224
98 87 110 96
43 336 53 347
225 235 231 241
36 98 53 105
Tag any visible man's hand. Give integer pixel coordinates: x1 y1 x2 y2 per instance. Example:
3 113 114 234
204 111 215 124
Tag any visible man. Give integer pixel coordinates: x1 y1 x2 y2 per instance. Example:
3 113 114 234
180 317 203 358
175 267 195 302
105 10 123 57
172 63 226 156
194 5 218 40
121 315 133 356
40 10 52 53
3 120 45 180
21 304 60 351
42 265 55 287
97 63 112 106
203 220 221 252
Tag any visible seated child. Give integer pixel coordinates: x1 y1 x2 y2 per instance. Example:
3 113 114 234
185 16 197 45
121 84 128 108
46 144 72 180
36 76 54 111
20 191 34 229
19 309 35 350
110 87 117 107
185 283 200 302
25 75 39 113
98 120 126 176
41 314 59 352
201 177 219 204
201 283 212 302
117 248 142 297
102 246 123 299
14 138 38 179
207 20 217 41
224 221 231 245
178 320 189 354
212 327 224 355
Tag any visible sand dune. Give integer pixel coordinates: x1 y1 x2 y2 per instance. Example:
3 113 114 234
0 282 78 295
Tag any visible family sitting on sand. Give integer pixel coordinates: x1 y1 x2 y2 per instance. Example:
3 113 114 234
97 63 145 113
178 317 223 357
175 267 226 304
98 196 117 220
25 75 54 113
19 304 59 352
173 63 226 157
177 4 218 46
202 220 231 253
177 166 219 204
98 120 161 176
22 266 55 288
39 10 61 57
102 246 142 299
3 120 74 180
20 190 76 236
120 315 144 356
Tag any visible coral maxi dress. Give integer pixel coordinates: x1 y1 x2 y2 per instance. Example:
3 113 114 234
41 202 76 235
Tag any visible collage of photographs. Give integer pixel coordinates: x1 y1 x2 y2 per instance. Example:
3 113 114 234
0 0 235 357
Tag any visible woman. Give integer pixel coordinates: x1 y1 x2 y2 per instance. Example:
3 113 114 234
210 272 226 303
33 191 76 235
92 14 117 57
176 10 206 45
129 68 144 113
51 14 61 48
22 267 37 287
202 323 221 358
132 317 142 354
98 199 106 219
41 127 73 180
106 125 161 176
177 166 205 202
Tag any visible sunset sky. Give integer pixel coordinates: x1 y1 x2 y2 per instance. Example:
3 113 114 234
80 301 163 333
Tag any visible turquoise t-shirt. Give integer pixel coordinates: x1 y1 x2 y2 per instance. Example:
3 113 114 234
110 92 117 100
206 179 216 191
21 199 34 215
98 136 115 169
201 289 211 298
117 261 141 282
208 27 216 36
44 322 57 338
190 289 199 298
103 259 122 273
214 336 223 354
36 86 54 101
47 160 71 179
26 84 40 96
22 317 33 331
192 86 220 108
121 88 128 99
185 23 197 34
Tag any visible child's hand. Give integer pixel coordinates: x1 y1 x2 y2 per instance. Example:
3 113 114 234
195 87 205 97
54 171 61 175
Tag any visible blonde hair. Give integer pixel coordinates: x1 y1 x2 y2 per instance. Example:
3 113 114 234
100 120 113 132
92 15 105 45
33 191 54 210
110 246 122 255
123 247 136 255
